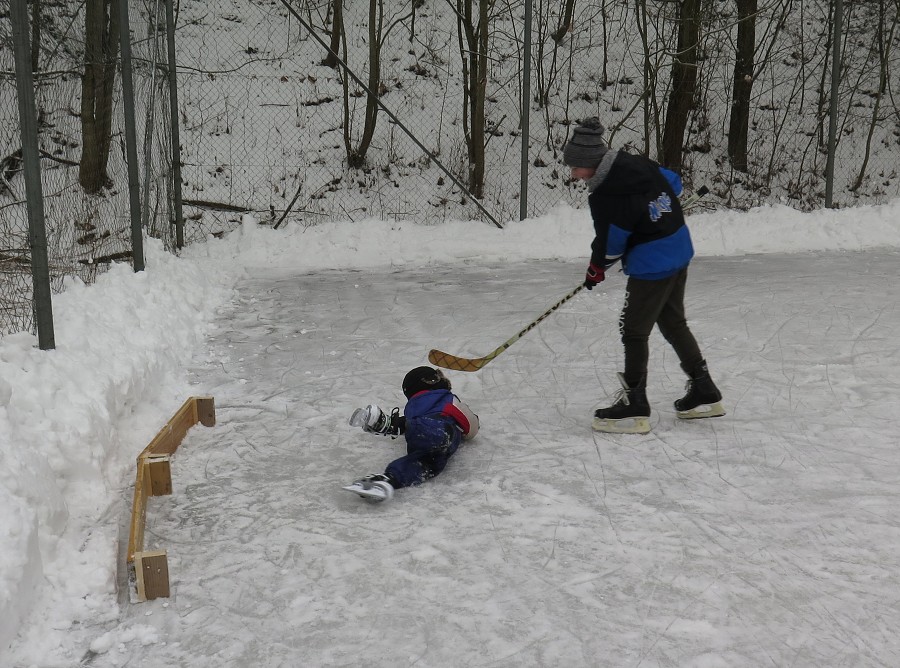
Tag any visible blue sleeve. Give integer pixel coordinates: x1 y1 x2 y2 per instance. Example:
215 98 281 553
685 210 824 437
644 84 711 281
605 224 630 262
659 167 683 197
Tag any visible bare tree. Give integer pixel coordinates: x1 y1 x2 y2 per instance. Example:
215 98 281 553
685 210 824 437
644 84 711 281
851 0 897 191
453 0 490 199
533 0 562 109
339 0 416 169
728 0 757 172
79 0 119 193
348 0 382 168
31 0 41 72
661 0 702 170
551 0 577 43
322 0 342 68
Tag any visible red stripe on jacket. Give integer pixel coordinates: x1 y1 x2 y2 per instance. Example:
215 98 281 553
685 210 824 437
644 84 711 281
442 402 471 435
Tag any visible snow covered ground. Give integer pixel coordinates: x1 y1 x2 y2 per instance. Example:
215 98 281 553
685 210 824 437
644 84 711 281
3 199 900 666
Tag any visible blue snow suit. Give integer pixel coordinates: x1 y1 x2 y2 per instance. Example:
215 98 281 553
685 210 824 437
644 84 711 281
586 150 693 280
385 389 477 488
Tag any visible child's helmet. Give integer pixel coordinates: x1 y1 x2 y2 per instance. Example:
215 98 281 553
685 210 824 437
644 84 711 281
402 366 451 398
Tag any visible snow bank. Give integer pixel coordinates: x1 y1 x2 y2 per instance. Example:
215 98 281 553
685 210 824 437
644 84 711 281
0 239 235 660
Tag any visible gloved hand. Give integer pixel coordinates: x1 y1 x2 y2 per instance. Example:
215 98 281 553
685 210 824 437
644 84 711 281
583 262 605 290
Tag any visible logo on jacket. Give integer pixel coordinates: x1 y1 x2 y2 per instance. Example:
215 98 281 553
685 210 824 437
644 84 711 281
648 192 672 222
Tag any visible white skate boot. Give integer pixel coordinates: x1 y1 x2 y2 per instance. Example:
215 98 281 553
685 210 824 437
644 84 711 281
349 405 400 437
342 474 395 502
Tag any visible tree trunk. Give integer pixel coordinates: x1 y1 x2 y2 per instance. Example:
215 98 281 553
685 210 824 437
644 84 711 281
349 0 382 168
469 0 488 198
661 0 701 171
551 0 577 43
30 0 41 72
322 0 342 68
455 0 488 199
79 0 119 193
851 0 894 191
728 0 756 172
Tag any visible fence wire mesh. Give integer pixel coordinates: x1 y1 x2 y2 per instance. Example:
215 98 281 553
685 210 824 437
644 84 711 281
171 0 899 233
172 0 502 233
1 0 177 334
2 0 899 337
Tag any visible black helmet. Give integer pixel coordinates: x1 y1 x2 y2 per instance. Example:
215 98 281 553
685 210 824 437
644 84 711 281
402 366 451 398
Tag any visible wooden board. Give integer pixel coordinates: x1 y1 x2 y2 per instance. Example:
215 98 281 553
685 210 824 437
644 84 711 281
125 396 216 601
134 550 170 600
142 396 216 459
147 455 172 496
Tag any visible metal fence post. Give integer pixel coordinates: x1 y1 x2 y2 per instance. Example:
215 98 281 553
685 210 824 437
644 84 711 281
117 0 145 270
519 0 533 222
10 0 55 349
165 0 185 248
825 0 843 208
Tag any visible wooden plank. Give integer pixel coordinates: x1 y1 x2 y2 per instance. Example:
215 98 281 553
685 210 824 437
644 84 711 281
195 396 216 427
125 396 215 600
126 460 152 563
143 399 197 458
141 396 216 458
134 550 170 601
147 456 172 496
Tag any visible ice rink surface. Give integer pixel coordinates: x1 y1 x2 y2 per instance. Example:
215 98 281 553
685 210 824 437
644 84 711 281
90 252 900 667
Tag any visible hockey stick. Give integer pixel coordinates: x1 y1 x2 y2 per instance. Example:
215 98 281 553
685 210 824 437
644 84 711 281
680 185 710 210
428 284 584 371
428 186 710 372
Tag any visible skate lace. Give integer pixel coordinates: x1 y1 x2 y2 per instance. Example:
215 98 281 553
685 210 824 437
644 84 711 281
612 388 630 406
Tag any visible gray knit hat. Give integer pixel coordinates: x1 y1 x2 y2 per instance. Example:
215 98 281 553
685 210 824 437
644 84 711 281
562 117 607 168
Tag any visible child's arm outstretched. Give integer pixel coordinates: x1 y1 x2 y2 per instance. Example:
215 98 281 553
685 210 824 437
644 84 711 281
349 404 404 437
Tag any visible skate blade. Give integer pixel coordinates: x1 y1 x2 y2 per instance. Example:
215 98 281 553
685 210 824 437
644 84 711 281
342 483 390 502
592 416 651 434
676 402 726 420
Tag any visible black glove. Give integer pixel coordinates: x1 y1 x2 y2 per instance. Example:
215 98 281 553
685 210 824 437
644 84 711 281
583 262 605 290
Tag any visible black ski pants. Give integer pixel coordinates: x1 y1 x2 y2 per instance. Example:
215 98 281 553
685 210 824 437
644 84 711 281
619 266 703 387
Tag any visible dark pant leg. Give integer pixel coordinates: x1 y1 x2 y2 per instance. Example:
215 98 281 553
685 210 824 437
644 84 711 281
619 275 677 385
655 267 703 372
385 419 461 488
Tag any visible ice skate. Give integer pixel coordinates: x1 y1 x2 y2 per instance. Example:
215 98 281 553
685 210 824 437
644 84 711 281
674 361 725 420
342 474 395 502
592 373 651 435
349 405 400 437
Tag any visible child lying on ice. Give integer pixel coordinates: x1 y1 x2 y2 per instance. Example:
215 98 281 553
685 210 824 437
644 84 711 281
344 366 479 502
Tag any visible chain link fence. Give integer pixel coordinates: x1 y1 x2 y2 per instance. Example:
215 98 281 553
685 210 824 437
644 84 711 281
172 0 899 233
172 0 506 233
2 0 899 336
1 0 178 335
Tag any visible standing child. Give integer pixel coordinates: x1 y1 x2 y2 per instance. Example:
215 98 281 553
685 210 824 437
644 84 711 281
344 366 479 502
562 116 725 434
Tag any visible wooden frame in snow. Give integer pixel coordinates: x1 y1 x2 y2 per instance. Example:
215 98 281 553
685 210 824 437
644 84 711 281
126 396 215 601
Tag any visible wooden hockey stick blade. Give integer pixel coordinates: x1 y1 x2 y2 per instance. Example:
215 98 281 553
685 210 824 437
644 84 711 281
428 349 492 372
427 284 585 372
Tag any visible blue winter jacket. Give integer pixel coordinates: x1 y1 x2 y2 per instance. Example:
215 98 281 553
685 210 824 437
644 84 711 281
404 389 478 439
585 150 693 280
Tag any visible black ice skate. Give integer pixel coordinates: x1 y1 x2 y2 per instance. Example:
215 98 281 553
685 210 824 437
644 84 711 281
349 404 401 437
674 361 725 420
342 474 395 502
592 373 651 435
